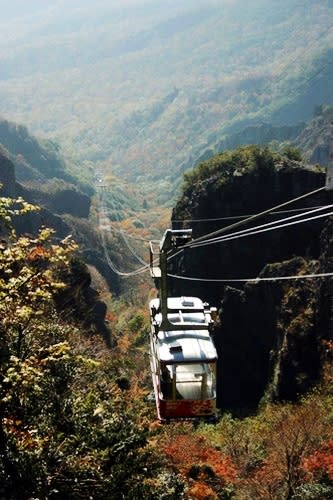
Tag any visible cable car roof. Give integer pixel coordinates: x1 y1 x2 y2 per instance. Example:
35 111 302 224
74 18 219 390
157 331 217 363
150 297 217 363
158 296 206 310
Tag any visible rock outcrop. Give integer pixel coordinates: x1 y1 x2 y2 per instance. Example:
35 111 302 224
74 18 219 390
0 149 115 342
0 147 16 197
27 184 91 218
171 145 332 414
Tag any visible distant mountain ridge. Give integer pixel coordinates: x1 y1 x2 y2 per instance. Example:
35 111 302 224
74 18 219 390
0 120 121 296
0 0 332 203
179 105 333 176
0 116 91 192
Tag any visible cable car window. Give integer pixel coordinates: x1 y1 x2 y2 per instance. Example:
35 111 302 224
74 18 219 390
167 312 206 324
174 363 216 400
160 364 173 399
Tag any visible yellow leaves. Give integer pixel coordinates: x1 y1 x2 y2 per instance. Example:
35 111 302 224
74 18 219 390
0 196 40 241
93 404 105 417
2 355 44 398
14 305 35 321
76 355 101 369
0 199 80 335
38 342 72 364
10 197 40 215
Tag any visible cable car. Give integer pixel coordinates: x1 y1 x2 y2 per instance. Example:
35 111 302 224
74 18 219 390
149 296 217 421
149 229 218 422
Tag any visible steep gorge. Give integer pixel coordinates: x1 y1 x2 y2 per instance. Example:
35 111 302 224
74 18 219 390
0 147 116 341
171 145 332 414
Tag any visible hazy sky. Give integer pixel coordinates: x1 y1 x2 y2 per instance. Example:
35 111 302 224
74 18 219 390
0 0 230 19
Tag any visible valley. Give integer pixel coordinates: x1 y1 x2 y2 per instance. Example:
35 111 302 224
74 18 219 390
0 0 332 206
0 1 333 497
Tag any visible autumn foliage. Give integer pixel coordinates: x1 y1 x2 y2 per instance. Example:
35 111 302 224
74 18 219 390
302 440 333 482
0 197 182 499
162 432 237 498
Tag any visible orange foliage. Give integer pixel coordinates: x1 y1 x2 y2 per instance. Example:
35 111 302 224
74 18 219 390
302 439 333 481
27 245 49 261
105 312 117 323
116 334 131 354
243 459 283 499
163 434 237 484
3 418 42 451
188 480 217 499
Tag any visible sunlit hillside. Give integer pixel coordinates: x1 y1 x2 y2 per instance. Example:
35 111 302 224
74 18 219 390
0 0 332 204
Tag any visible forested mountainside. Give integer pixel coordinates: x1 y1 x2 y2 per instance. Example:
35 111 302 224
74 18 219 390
0 194 183 499
0 116 162 297
0 132 123 297
0 117 84 188
0 132 332 496
0 0 332 203
1 2 333 492
179 104 333 178
171 145 332 413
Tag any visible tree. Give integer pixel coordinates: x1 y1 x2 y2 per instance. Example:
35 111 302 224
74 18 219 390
162 428 237 498
0 195 181 498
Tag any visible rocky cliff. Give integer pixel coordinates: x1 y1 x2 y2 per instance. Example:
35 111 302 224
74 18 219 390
0 119 121 294
171 145 332 414
0 148 118 342
0 147 16 197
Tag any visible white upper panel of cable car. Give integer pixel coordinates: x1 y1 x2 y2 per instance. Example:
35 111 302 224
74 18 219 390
150 297 209 322
151 297 205 310
158 333 217 363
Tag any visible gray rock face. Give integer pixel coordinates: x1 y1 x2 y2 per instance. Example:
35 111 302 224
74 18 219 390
0 148 16 197
171 146 332 414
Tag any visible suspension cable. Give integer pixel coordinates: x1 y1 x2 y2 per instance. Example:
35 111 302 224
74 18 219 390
96 186 151 277
168 271 333 283
187 185 326 248
190 205 333 249
100 231 150 277
171 205 327 223
168 190 330 264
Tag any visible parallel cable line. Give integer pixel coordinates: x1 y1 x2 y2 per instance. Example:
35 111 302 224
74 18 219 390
168 271 333 283
186 186 326 248
101 231 149 277
96 177 152 277
171 205 328 223
168 186 329 263
190 205 333 249
108 193 149 266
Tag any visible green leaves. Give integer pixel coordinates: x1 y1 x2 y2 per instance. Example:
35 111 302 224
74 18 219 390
0 194 176 498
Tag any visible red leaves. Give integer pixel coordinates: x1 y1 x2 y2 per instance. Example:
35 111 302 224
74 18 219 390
27 245 49 261
163 433 237 495
302 439 333 481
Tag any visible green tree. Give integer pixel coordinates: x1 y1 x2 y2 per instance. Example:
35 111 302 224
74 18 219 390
0 195 183 499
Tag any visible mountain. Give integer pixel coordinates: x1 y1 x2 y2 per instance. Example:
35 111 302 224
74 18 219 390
0 116 92 190
0 121 125 297
0 0 332 203
179 105 333 176
170 145 332 413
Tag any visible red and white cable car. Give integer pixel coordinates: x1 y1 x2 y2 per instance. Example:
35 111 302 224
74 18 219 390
149 230 218 422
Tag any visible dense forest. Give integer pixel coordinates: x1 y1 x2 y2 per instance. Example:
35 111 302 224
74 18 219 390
0 1 333 498
1 128 332 498
0 0 332 204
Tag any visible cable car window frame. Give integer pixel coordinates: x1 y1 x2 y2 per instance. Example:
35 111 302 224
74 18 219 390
159 361 216 401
